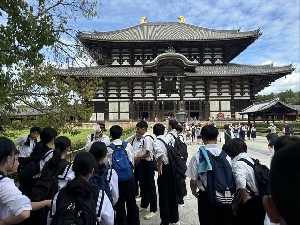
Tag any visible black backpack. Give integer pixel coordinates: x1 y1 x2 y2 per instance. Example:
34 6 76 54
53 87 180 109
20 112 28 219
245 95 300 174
18 151 53 198
157 138 187 183
238 158 270 197
50 188 103 225
169 133 188 162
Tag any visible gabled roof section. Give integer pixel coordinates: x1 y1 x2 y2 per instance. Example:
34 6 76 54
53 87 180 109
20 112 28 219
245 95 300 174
240 98 297 114
77 22 261 42
143 47 198 72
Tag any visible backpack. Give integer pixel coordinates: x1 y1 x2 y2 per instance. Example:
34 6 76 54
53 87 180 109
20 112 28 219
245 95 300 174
89 166 114 205
109 141 133 182
198 147 236 206
157 138 187 183
18 151 53 198
238 158 270 197
169 133 188 162
50 188 103 225
192 127 196 134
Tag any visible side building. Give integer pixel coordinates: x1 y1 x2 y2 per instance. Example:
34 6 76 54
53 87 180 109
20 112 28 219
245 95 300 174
56 17 295 122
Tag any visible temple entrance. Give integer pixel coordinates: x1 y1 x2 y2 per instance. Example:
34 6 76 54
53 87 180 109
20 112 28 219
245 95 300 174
190 112 199 120
139 112 149 121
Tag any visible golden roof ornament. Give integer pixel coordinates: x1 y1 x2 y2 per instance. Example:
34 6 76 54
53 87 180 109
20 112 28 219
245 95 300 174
178 16 185 23
141 16 147 24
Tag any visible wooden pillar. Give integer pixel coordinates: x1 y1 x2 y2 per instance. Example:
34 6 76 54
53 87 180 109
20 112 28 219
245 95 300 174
129 101 135 121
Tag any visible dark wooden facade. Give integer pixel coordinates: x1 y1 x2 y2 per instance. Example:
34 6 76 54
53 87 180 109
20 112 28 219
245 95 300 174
56 19 295 122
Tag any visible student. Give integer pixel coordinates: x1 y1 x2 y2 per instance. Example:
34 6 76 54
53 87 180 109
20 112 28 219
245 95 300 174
266 129 279 155
89 141 119 206
263 142 300 225
107 125 140 225
153 123 180 225
223 138 265 225
85 126 110 151
14 127 41 161
134 120 157 220
18 127 57 197
48 152 114 225
0 137 51 224
175 124 185 142
185 124 233 225
131 132 143 201
48 136 75 190
223 124 232 144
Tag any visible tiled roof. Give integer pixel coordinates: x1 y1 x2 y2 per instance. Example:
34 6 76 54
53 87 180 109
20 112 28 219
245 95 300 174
55 63 294 77
77 22 261 42
240 98 297 114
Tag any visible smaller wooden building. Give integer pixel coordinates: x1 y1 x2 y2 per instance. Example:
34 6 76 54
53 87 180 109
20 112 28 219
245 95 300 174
239 98 298 123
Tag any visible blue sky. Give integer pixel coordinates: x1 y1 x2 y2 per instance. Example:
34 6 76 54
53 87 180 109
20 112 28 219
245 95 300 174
71 0 300 95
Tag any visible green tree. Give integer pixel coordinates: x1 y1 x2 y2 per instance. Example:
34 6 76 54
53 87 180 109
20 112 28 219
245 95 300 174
0 0 101 134
256 90 300 105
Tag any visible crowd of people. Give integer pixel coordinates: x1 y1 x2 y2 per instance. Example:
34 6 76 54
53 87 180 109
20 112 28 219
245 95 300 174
0 120 299 225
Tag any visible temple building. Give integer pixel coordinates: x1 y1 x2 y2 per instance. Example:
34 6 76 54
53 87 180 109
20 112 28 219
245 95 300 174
57 16 295 122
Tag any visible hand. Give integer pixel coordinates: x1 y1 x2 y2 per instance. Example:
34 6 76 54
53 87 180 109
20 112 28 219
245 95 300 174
242 195 251 204
192 191 198 198
134 155 140 161
157 164 162 176
232 203 239 215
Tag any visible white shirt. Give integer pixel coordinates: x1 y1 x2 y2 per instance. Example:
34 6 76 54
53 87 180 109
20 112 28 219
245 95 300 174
231 153 258 195
0 175 32 220
107 169 119 205
40 150 53 171
166 129 178 146
185 144 231 191
153 135 169 165
141 132 154 161
132 137 143 157
85 134 111 151
48 189 114 225
57 163 75 190
14 136 36 158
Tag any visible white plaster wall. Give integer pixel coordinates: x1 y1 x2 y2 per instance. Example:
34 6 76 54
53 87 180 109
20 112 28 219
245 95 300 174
120 102 129 112
90 113 96 121
210 101 219 111
109 102 118 113
221 101 231 111
120 113 129 120
109 113 119 120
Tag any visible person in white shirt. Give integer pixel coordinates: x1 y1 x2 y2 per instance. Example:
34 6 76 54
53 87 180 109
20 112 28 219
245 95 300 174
85 127 110 151
106 125 140 225
134 120 157 220
131 132 143 200
14 127 41 159
0 137 51 225
48 152 114 225
223 138 265 225
185 124 233 225
153 123 180 225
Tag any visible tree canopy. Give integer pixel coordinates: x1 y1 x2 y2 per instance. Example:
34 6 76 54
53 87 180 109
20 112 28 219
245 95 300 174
0 0 101 135
256 90 300 105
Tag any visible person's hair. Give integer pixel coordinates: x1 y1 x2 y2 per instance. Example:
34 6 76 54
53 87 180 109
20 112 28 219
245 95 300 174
222 138 247 158
136 120 148 129
175 125 183 133
42 136 71 176
224 124 230 130
273 135 300 152
89 142 108 175
200 124 219 140
110 125 123 140
266 128 271 133
169 120 178 129
66 152 98 198
270 141 300 225
0 137 18 165
30 127 57 161
153 123 165 136
30 126 41 134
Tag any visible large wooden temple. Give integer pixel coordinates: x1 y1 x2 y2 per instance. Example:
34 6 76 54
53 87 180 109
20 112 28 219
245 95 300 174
57 17 295 122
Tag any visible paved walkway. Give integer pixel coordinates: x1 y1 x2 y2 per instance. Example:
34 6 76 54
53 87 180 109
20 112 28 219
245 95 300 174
139 135 271 225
